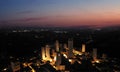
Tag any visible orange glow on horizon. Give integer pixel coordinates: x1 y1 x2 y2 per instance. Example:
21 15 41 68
1 11 120 27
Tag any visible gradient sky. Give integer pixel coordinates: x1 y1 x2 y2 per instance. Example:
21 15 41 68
0 0 120 28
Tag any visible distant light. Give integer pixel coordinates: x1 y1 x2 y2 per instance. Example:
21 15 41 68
95 60 100 63
54 56 56 61
76 33 79 36
12 30 17 32
23 63 28 67
3 68 7 71
53 66 57 69
73 49 83 55
10 56 13 59
64 71 70 72
92 64 95 66
31 69 36 72
78 53 82 55
69 59 72 62
78 61 81 64
63 54 68 58
96 28 101 31
50 59 52 62
17 58 19 60
29 66 36 72
36 63 40 66
58 54 60 56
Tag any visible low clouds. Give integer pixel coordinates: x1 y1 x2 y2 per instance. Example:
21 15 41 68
16 17 48 22
0 17 48 23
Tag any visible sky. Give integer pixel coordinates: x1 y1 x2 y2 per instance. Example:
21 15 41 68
0 0 120 28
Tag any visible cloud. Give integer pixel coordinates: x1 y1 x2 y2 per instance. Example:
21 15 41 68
0 17 49 25
17 17 49 22
0 16 63 28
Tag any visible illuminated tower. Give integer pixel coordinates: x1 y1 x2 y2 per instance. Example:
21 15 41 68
56 53 61 66
93 48 97 60
55 40 59 52
51 49 56 57
41 47 46 60
64 43 67 49
55 40 62 66
41 45 51 61
45 45 51 60
68 38 74 58
82 44 86 52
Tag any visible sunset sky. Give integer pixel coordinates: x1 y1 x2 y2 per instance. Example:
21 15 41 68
0 0 120 28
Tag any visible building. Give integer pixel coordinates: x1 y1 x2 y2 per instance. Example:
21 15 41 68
82 44 86 53
68 38 74 58
45 45 51 60
41 45 51 61
41 47 46 60
93 48 97 60
55 53 61 66
55 40 60 52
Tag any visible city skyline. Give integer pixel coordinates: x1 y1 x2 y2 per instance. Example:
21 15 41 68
0 0 120 28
